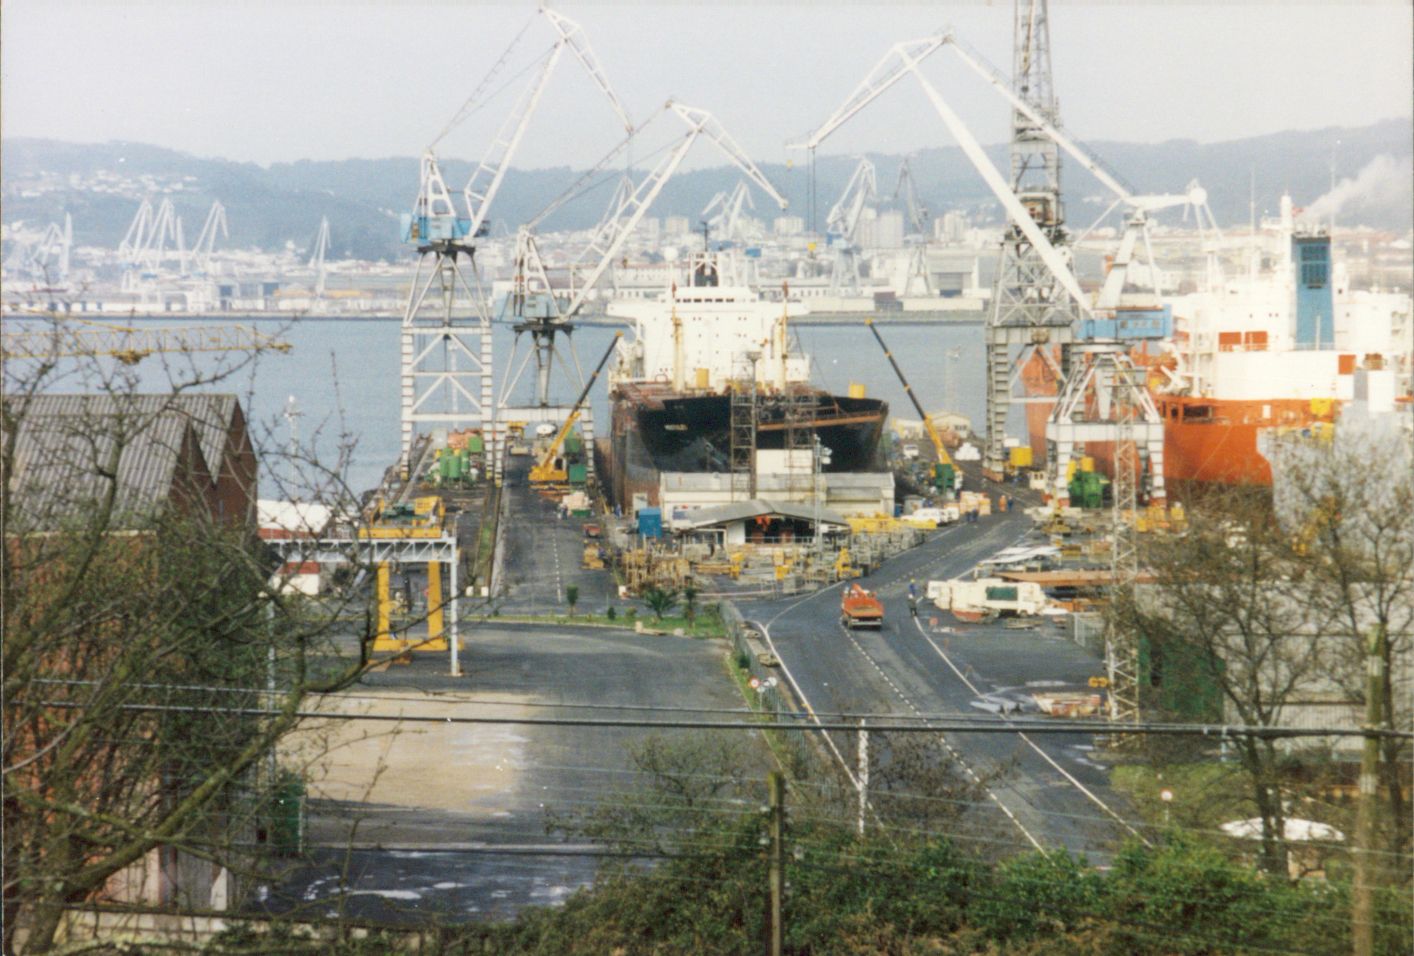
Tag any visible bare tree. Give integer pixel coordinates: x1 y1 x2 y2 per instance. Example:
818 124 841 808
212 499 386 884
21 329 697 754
1120 489 1334 877
1 315 384 953
1270 416 1414 872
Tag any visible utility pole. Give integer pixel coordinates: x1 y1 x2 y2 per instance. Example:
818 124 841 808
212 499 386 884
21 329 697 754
857 718 869 837
1352 623 1386 956
766 770 786 956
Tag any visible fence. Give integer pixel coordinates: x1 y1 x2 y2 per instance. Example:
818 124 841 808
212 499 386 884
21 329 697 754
721 602 817 773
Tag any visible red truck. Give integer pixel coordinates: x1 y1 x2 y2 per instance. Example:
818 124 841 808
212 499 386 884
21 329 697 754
840 583 885 629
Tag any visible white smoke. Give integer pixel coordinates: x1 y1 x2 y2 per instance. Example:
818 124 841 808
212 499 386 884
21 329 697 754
1302 153 1413 225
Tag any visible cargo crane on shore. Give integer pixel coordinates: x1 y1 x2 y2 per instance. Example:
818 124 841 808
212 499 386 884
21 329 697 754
399 5 634 477
702 181 757 246
496 101 789 486
824 158 876 296
308 216 331 298
893 158 933 296
188 201 228 277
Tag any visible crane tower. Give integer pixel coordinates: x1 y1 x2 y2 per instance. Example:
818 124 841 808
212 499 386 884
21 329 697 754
982 0 1082 475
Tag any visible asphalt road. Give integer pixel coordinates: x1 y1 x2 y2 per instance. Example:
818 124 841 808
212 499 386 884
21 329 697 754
495 458 618 615
743 507 1142 862
261 622 764 924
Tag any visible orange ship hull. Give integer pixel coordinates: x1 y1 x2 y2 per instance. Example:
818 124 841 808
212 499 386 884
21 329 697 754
1020 352 1335 489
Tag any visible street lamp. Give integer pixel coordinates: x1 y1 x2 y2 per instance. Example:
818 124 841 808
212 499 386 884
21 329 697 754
1160 787 1174 826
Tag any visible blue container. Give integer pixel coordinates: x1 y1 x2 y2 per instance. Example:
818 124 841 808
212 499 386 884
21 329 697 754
637 507 663 538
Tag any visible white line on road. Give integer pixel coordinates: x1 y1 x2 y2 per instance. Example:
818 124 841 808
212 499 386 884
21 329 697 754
912 616 1147 844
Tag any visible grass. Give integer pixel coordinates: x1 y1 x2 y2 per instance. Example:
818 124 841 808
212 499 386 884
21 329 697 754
490 610 727 638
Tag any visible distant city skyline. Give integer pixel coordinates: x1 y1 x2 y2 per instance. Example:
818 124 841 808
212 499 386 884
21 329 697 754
2 2 1410 171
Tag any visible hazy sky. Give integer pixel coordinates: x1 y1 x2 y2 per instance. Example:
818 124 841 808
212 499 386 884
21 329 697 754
3 1 1410 170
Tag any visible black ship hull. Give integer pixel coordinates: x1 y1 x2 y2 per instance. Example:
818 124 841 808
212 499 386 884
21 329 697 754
603 384 889 510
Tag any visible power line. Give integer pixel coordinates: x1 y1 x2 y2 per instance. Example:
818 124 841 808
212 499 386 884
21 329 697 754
32 696 1412 740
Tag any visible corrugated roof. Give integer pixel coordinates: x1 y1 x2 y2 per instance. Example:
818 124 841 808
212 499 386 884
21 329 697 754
678 498 849 530
3 393 237 529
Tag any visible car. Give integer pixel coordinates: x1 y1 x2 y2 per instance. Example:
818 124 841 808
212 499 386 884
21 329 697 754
583 522 602 539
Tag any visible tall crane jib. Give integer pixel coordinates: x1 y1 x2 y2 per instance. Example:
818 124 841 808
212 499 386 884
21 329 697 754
865 319 956 495
398 6 636 479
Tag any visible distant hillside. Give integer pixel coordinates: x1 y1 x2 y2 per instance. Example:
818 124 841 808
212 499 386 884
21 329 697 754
3 118 1409 262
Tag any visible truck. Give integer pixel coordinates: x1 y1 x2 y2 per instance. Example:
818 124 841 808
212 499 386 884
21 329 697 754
840 583 885 629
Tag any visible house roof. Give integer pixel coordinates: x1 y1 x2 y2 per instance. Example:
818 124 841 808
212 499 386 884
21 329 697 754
677 498 850 530
4 394 239 528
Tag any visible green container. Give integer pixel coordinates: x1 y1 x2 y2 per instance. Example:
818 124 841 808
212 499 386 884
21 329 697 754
933 462 955 491
568 463 588 485
446 452 464 481
466 434 484 454
564 434 583 455
271 773 305 856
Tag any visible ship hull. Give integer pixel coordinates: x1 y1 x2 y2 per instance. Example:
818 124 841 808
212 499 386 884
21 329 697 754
604 385 888 510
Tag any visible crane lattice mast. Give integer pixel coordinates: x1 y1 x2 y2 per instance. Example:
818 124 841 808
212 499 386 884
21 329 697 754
981 0 1083 476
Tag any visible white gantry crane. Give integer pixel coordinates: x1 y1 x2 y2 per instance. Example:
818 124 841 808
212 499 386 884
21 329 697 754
494 102 790 484
893 158 933 295
824 158 876 295
308 216 331 298
399 5 634 471
701 180 757 246
189 201 228 276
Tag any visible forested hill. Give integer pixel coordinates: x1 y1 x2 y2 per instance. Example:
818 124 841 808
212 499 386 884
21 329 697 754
3 117 1408 262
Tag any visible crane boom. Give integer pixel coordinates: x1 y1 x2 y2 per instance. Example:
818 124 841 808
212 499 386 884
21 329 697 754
865 318 956 491
529 332 622 483
3 319 291 365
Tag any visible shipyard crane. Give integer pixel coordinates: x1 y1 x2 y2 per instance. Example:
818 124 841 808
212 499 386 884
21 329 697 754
309 216 331 297
865 319 956 493
701 180 756 245
494 103 790 485
2 317 290 365
14 214 73 285
460 6 634 241
400 5 635 473
893 158 933 295
189 201 228 276
824 158 876 295
528 332 621 484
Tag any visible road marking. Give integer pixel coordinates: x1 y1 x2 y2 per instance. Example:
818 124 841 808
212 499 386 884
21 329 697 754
755 620 860 793
838 624 1044 852
912 616 1147 844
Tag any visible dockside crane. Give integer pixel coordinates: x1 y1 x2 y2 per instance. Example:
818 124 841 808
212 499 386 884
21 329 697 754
824 158 877 295
893 158 933 295
865 318 956 494
498 102 789 485
400 5 635 477
189 201 228 276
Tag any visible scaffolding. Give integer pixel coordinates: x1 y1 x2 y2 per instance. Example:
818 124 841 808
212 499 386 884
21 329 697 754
730 354 759 502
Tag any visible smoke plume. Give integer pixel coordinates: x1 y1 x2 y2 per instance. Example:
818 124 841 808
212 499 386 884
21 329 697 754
1303 153 1413 226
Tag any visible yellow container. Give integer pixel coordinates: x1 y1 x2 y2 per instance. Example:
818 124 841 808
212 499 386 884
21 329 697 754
1066 460 1078 482
848 382 866 399
1309 397 1334 417
695 367 711 389
1080 456 1096 473
1008 445 1034 468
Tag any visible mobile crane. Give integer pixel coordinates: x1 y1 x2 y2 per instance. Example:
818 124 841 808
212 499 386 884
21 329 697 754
865 318 956 494
529 332 622 485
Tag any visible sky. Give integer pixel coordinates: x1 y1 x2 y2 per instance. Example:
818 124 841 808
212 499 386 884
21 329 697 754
2 1 1411 170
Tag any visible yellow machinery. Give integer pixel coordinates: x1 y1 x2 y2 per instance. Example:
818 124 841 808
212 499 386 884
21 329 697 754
365 496 452 656
529 332 622 484
864 319 956 492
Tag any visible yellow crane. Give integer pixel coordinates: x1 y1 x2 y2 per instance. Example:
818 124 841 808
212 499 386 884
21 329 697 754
529 332 621 484
2 317 291 365
865 318 956 493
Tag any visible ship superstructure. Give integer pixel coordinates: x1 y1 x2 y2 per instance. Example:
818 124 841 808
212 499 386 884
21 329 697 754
602 251 893 524
1154 194 1412 486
